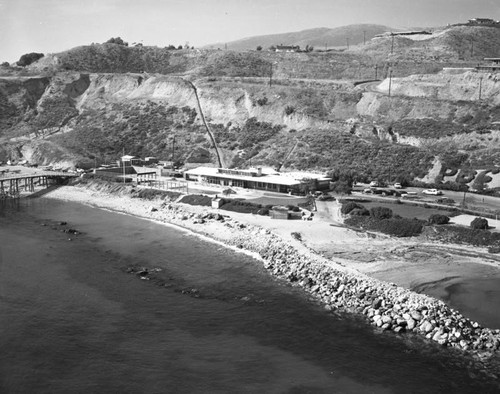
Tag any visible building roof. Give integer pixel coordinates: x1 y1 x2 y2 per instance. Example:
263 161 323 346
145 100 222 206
121 155 139 160
185 167 330 187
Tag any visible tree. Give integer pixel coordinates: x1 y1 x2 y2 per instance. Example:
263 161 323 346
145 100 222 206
256 45 263 51
470 217 489 230
305 45 314 52
298 177 318 195
17 52 44 67
105 37 128 46
330 180 352 195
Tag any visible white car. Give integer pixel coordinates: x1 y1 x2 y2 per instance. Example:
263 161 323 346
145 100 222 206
422 189 443 196
393 182 402 189
369 181 379 187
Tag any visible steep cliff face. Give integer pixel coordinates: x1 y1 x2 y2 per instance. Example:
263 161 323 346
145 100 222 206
0 72 361 167
0 70 498 189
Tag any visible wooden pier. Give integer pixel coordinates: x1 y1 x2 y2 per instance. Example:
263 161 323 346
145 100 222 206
0 171 77 198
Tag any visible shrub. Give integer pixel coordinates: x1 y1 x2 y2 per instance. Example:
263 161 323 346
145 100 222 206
341 201 364 215
369 206 393 220
257 208 269 216
344 216 424 237
17 52 44 67
105 37 128 46
428 214 450 225
350 207 370 216
220 199 262 214
488 246 500 254
284 105 295 115
179 194 213 206
377 218 424 237
256 97 268 106
470 217 489 230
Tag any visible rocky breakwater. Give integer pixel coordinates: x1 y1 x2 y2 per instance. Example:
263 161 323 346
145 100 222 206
154 203 500 359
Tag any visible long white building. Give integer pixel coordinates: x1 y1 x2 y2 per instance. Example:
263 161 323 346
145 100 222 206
184 167 331 194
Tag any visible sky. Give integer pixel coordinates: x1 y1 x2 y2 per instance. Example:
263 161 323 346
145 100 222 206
1 0 500 62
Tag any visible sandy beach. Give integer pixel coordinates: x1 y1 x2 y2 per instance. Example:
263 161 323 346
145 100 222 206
34 180 500 359
41 181 500 298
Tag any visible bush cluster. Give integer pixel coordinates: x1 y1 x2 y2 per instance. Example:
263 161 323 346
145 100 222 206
369 206 393 220
178 194 213 206
424 225 500 248
470 217 489 230
220 199 265 215
341 201 364 215
428 214 450 225
345 216 424 237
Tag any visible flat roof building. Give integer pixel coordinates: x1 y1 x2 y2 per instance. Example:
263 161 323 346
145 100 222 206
184 167 331 194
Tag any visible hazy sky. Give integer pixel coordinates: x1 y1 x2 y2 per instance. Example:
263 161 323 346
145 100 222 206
1 0 499 62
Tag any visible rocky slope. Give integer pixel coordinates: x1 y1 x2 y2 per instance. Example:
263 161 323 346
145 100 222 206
1 31 500 191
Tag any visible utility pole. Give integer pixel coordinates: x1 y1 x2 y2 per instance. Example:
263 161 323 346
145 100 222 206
470 39 474 58
269 62 276 87
391 33 395 54
388 69 393 97
122 147 125 183
171 135 175 170
374 64 378 79
478 76 483 100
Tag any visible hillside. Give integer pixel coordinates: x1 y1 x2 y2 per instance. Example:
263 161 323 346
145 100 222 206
206 24 393 51
355 25 500 63
1 24 500 194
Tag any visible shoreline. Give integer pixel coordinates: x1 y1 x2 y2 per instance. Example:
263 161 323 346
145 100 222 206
40 182 500 360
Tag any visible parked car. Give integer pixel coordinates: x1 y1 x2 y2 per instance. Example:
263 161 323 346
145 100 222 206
393 182 402 189
422 189 443 195
401 191 418 198
369 181 379 187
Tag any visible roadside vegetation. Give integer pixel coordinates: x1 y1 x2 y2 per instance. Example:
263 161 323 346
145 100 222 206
342 200 500 251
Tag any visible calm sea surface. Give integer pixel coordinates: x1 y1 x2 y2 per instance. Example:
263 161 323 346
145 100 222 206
0 198 499 393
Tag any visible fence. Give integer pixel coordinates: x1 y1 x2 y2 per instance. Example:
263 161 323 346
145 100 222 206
140 180 189 194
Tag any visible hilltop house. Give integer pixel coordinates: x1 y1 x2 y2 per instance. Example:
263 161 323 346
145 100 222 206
468 18 499 25
184 167 331 194
274 45 301 53
476 58 500 72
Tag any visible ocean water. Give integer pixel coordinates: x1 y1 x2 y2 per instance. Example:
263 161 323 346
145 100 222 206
0 197 499 393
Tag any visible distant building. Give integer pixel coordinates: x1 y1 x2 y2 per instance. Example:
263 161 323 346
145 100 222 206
468 18 499 25
476 58 500 72
144 156 158 164
184 167 331 194
274 45 301 53
120 155 142 166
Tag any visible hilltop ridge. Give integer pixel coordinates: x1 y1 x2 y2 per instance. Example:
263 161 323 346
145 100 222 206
204 24 394 51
